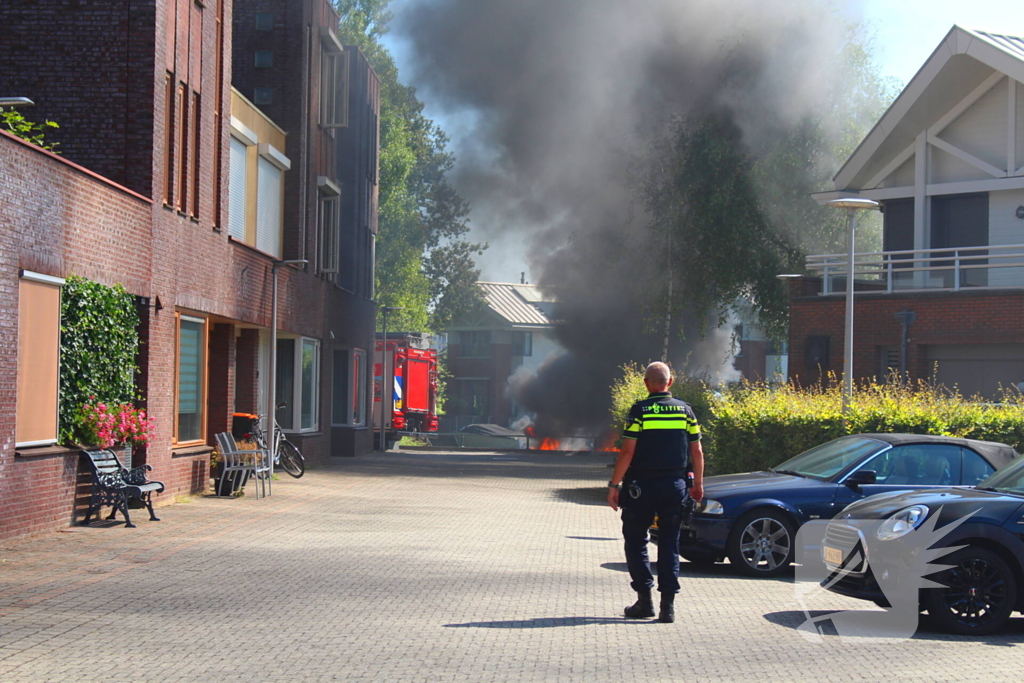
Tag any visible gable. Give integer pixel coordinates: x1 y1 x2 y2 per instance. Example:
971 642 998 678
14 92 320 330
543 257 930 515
832 27 1024 196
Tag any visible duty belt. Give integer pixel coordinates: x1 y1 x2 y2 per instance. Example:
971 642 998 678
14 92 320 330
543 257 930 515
628 468 688 479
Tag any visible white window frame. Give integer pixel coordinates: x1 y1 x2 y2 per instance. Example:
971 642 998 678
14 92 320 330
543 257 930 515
228 116 257 244
254 143 289 259
278 335 320 433
317 176 341 278
332 348 367 427
319 29 349 128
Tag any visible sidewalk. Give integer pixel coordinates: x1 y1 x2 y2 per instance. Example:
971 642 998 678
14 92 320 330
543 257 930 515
0 451 1020 682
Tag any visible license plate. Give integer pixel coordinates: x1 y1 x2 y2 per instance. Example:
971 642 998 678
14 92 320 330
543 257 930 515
824 545 844 565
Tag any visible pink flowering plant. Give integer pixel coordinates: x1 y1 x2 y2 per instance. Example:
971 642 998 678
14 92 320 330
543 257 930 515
75 396 154 449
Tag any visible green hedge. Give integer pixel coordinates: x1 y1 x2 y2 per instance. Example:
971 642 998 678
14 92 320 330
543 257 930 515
609 367 1024 475
59 275 140 444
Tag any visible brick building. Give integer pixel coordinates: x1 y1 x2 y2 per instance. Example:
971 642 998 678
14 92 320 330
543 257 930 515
0 0 379 540
444 282 562 430
788 26 1024 399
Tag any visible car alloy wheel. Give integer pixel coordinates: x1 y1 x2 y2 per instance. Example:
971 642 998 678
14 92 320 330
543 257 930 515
925 547 1017 635
728 509 796 578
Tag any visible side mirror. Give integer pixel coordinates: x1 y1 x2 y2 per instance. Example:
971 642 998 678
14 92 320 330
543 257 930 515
845 469 877 488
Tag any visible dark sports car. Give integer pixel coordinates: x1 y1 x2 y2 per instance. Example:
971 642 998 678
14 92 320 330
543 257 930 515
664 433 1018 577
821 455 1024 634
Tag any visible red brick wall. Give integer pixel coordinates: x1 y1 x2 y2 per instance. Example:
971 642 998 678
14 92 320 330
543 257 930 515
788 281 1024 386
0 0 377 541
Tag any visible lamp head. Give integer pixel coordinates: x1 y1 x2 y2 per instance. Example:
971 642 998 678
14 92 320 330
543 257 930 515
826 198 880 211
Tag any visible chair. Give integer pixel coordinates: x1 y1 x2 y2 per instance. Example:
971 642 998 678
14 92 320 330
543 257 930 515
214 432 271 498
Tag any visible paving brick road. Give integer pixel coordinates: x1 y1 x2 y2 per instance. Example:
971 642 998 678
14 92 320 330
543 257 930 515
0 450 1022 682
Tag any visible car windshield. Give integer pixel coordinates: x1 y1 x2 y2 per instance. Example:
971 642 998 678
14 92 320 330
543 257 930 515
977 457 1024 495
771 437 885 481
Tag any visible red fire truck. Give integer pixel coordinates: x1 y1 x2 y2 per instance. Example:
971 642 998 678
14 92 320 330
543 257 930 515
374 333 439 444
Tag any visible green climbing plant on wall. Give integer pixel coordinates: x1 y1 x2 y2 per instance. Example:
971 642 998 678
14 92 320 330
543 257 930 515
59 275 141 444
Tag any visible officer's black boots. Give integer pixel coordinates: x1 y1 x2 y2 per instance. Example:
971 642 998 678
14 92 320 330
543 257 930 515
659 593 676 623
624 589 655 619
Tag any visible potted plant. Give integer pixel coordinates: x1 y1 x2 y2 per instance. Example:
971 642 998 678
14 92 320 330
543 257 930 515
73 396 154 467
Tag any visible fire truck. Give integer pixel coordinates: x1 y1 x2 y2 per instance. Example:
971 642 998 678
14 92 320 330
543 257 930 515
374 333 439 445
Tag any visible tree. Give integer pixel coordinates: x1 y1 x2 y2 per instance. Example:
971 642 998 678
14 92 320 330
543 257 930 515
640 24 898 342
336 0 485 333
1 106 59 152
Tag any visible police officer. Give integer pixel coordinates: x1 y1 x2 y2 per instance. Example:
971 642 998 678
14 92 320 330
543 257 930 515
607 361 704 623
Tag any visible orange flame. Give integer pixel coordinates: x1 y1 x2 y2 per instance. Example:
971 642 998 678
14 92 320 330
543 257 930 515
537 437 560 451
596 432 619 452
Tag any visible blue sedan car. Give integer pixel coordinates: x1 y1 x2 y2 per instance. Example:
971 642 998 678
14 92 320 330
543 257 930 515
671 433 1018 577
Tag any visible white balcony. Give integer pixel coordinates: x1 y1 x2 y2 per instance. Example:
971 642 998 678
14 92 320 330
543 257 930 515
805 244 1024 294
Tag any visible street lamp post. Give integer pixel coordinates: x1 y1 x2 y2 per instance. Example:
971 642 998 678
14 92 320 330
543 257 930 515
269 259 308 464
826 198 880 415
378 305 403 451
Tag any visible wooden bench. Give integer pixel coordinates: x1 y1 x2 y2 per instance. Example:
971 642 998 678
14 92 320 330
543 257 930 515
80 449 165 528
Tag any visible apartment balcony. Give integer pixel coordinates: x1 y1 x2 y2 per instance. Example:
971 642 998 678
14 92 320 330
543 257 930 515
804 244 1024 295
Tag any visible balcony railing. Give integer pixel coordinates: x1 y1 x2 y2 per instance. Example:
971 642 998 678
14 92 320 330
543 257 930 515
805 244 1024 294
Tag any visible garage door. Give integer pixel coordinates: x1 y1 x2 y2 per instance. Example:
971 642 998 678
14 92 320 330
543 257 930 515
926 344 1024 400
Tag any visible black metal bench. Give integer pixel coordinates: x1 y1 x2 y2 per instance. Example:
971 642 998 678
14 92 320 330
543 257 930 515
80 449 165 528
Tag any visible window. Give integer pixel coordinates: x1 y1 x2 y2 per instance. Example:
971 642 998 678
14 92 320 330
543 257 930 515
256 155 283 257
333 349 366 426
457 331 491 358
255 12 273 30
228 135 248 240
865 444 962 486
962 449 995 485
301 339 320 431
449 379 490 419
163 72 175 205
189 91 201 218
276 336 321 432
175 314 208 444
319 30 349 128
253 87 273 105
512 331 533 357
176 82 189 212
254 50 273 68
16 272 64 447
317 177 341 278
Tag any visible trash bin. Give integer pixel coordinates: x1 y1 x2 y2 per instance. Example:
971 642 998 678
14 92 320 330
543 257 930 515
232 413 259 440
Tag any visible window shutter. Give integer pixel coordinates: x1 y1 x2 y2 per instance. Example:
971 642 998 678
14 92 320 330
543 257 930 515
228 137 248 241
17 276 63 447
256 157 282 257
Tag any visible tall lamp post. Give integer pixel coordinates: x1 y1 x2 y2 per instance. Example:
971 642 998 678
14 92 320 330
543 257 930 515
826 198 880 415
269 259 308 464
378 305 403 451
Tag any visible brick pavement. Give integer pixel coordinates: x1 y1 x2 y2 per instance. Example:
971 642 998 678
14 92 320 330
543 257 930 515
0 450 1022 682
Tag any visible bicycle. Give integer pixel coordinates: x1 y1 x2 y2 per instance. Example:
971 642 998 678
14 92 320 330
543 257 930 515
245 413 305 478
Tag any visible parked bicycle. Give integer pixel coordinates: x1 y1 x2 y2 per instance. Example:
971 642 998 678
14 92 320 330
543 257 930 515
245 411 305 478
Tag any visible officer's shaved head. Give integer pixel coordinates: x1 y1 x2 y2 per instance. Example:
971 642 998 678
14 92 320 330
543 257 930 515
644 362 672 389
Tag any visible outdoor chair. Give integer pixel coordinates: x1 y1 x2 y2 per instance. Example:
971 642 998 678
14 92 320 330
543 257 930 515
214 432 271 499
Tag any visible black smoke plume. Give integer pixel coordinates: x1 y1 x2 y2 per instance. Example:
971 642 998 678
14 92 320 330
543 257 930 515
393 0 868 435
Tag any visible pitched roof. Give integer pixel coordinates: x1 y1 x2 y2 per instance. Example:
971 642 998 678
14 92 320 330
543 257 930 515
831 25 1024 191
477 282 555 327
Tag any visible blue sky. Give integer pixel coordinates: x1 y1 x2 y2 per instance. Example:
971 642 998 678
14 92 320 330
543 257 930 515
859 0 1022 85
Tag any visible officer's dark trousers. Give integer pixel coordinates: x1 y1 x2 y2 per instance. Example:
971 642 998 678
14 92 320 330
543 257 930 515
621 477 688 594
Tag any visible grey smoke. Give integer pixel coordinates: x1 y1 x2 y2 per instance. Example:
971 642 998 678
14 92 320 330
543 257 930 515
392 0 867 435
